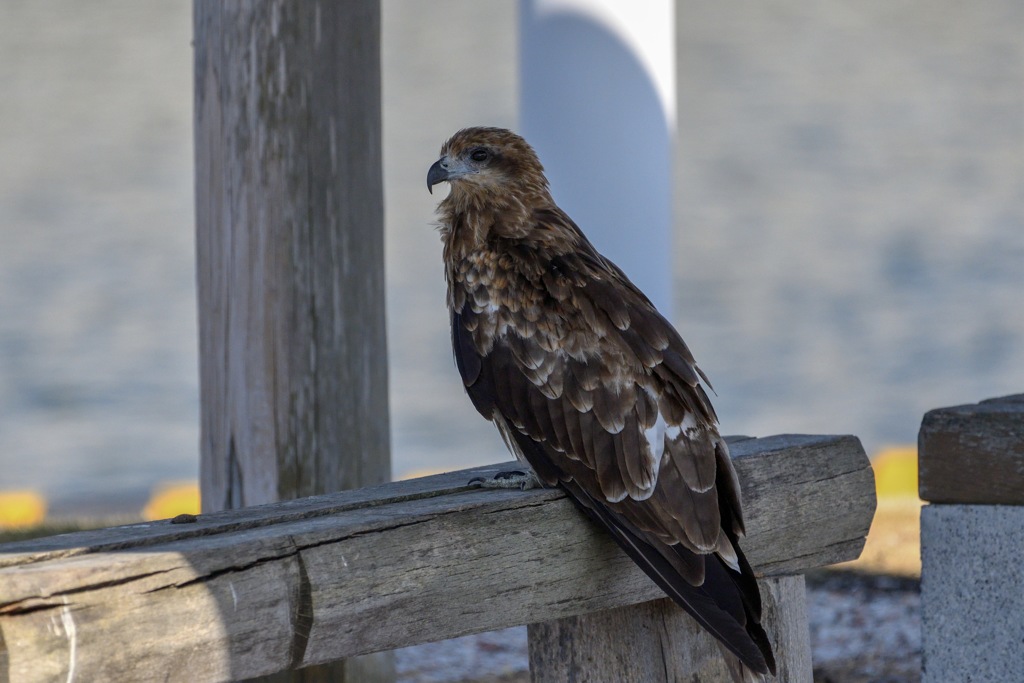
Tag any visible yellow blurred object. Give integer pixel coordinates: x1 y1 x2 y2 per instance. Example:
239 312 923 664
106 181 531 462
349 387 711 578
143 481 201 521
835 446 923 577
873 446 919 499
836 497 922 577
0 490 47 529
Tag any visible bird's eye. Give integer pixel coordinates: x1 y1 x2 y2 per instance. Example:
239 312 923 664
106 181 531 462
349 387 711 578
469 148 489 162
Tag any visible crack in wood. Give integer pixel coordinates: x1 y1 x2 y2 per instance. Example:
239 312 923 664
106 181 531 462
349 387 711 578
288 550 314 670
755 539 867 576
479 495 565 515
0 569 177 616
0 478 518 570
0 599 65 617
226 434 244 510
144 517 434 593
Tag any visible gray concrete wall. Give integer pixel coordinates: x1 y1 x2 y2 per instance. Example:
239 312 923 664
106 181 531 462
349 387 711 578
921 504 1024 682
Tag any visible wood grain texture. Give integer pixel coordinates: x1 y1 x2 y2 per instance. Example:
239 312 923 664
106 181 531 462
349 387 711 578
194 0 389 510
918 394 1024 504
527 575 811 683
0 435 873 683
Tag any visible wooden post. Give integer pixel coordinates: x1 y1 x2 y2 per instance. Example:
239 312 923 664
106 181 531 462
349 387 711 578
193 2 390 681
528 576 812 682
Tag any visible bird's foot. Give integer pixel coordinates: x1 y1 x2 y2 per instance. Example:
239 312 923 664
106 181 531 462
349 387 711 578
468 470 540 491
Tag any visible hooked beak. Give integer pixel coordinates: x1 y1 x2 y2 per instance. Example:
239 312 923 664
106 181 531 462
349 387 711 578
427 159 449 194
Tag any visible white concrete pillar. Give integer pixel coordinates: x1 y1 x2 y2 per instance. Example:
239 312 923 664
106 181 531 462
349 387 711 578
519 0 676 314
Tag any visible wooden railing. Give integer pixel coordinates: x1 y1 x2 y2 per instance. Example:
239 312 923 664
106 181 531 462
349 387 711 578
0 434 875 682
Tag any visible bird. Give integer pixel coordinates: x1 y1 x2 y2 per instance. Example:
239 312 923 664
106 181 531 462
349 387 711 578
427 127 775 680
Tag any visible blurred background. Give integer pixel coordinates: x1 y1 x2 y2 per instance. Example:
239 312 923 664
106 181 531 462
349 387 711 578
0 0 1021 521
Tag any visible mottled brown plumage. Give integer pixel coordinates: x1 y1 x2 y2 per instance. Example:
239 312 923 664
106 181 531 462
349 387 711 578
428 127 775 679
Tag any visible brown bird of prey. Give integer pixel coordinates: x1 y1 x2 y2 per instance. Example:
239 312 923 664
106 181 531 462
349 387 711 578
427 127 775 680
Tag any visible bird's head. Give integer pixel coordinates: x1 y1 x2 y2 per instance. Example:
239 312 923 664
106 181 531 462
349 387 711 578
427 127 549 200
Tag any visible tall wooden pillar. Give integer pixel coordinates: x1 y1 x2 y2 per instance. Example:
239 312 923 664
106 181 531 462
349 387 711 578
194 2 391 681
528 577 813 681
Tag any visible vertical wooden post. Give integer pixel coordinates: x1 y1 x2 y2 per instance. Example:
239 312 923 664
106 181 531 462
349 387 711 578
528 576 812 682
194 1 391 681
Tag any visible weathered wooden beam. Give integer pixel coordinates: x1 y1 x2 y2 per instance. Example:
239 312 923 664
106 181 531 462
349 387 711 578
0 434 874 683
918 394 1024 504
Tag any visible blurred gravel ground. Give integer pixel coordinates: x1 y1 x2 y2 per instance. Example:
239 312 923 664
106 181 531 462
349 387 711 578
807 571 920 683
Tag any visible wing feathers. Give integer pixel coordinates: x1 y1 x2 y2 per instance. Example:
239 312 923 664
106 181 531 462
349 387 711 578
589 413 627 502
591 380 633 434
464 334 770 674
543 389 572 454
563 368 594 412
619 412 656 497
716 438 748 536
563 397 588 459
668 428 719 493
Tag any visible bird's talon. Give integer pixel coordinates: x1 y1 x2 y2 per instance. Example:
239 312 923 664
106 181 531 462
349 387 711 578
468 470 539 490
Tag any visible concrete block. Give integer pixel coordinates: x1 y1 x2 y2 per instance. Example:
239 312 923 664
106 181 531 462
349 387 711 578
921 504 1024 683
